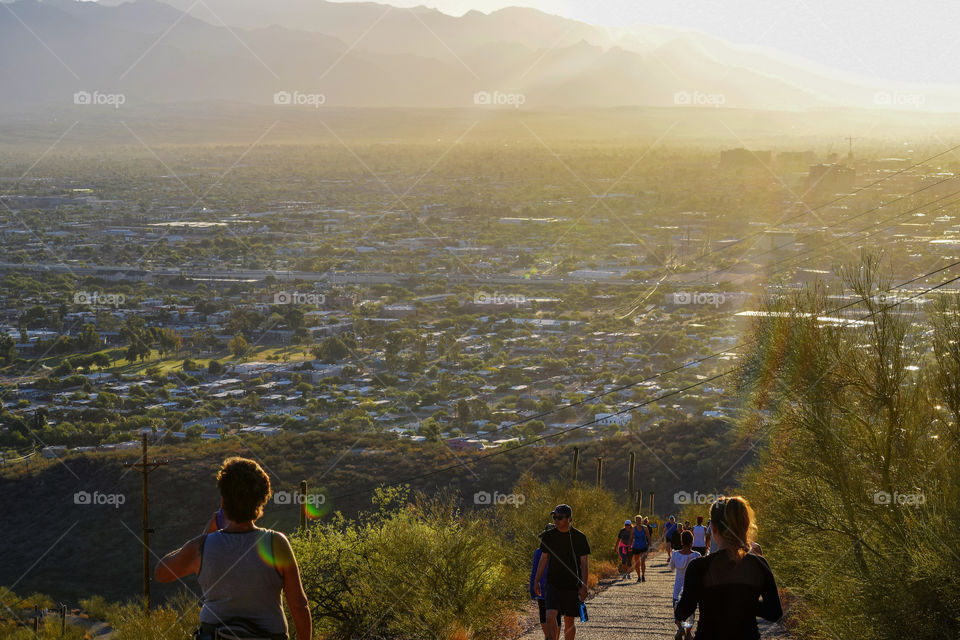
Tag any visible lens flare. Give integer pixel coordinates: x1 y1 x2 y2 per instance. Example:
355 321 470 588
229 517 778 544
305 498 331 520
254 530 296 569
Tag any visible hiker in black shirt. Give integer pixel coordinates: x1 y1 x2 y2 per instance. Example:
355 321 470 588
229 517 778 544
670 522 685 552
533 504 591 640
674 496 783 640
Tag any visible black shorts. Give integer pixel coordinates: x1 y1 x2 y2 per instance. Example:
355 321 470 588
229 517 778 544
618 546 632 563
537 599 563 625
633 547 649 555
544 583 580 618
693 546 706 556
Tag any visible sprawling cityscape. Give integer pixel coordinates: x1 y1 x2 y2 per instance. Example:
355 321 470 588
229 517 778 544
1 145 953 458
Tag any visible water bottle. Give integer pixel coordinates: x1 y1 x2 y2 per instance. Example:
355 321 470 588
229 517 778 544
578 601 588 622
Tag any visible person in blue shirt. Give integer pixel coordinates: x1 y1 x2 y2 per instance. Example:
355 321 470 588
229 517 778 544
632 514 652 582
663 515 678 558
530 523 561 640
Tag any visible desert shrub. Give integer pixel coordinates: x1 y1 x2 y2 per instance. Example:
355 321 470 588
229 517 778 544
293 486 517 640
739 257 960 640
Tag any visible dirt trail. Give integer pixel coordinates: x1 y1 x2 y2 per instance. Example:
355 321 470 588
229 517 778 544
517 553 792 640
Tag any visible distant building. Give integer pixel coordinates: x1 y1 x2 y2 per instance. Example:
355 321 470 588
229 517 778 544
762 230 796 253
445 438 485 451
498 217 560 224
720 148 772 169
595 413 632 427
807 164 855 193
382 303 417 318
776 151 816 172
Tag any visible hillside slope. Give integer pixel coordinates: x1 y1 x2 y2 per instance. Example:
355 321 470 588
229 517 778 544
1 418 754 603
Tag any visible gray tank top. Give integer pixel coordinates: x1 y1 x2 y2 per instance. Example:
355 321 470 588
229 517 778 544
198 528 287 634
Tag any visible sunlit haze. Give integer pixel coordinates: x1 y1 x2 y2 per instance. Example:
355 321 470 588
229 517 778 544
334 0 960 86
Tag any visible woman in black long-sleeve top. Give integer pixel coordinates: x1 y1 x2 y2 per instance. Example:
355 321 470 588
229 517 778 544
674 496 783 640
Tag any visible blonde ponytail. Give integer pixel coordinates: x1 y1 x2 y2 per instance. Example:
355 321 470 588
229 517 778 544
710 496 757 561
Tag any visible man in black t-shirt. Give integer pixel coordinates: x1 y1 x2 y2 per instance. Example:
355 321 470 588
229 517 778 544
533 504 591 640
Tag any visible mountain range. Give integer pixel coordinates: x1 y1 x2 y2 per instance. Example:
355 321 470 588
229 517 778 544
1 0 958 113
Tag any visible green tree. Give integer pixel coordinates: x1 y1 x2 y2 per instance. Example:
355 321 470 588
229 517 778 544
121 316 151 363
228 334 249 359
312 336 349 364
0 333 17 365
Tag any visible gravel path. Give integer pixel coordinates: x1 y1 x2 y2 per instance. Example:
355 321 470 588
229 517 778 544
517 554 679 640
516 553 792 640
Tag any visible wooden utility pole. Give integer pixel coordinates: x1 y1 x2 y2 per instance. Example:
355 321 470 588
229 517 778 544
124 434 168 612
298 480 308 531
571 447 580 482
627 452 636 501
595 456 603 488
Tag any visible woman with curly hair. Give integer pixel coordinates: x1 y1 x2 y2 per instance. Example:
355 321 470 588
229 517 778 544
155 457 311 640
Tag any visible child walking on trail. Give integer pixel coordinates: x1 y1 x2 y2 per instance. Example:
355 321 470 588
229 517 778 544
670 530 701 639
615 519 634 580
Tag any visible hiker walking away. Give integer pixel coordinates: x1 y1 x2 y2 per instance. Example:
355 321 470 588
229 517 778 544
644 517 658 551
674 496 783 640
691 515 709 557
615 519 634 580
707 519 720 555
155 457 312 640
531 523 562 640
670 530 701 640
670 522 685 556
663 515 678 558
631 514 652 582
533 504 591 640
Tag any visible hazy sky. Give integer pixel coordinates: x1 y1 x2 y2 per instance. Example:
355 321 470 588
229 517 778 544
332 0 960 86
